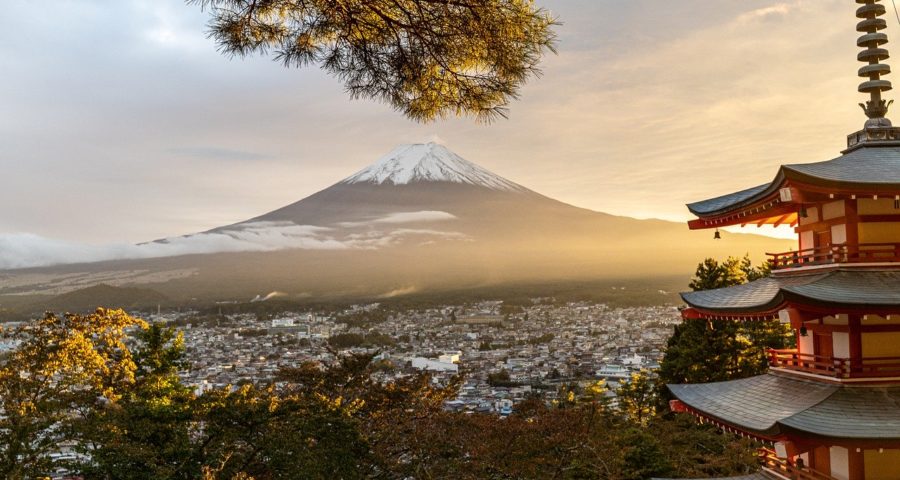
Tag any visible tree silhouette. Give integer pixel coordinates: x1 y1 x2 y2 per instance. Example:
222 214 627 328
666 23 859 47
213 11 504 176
190 0 557 122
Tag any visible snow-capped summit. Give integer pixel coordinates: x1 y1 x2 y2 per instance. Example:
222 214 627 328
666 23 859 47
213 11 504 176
341 142 526 192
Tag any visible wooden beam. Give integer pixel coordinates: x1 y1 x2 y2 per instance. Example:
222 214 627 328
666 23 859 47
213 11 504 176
801 322 900 333
859 214 900 223
773 214 792 227
687 202 796 230
795 216 848 233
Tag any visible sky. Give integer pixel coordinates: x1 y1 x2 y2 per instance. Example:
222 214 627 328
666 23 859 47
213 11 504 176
0 0 887 246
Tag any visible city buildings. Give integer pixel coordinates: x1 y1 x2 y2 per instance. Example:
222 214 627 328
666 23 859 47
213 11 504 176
150 301 677 415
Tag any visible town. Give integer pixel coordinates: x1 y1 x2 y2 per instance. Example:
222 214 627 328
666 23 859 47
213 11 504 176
143 300 681 415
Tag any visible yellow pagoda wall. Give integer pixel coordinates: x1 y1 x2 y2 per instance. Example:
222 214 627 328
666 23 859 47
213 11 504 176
858 223 900 243
862 333 900 357
858 198 899 215
857 199 900 244
863 449 900 480
803 315 900 358
861 315 900 358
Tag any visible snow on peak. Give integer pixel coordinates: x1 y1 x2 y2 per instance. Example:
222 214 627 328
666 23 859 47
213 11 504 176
341 143 526 191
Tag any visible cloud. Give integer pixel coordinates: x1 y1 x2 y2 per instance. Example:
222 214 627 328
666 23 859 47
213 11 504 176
0 221 469 270
167 146 273 161
373 211 458 224
421 134 447 145
337 210 458 227
378 286 419 298
251 291 287 302
736 4 794 23
1 0 852 245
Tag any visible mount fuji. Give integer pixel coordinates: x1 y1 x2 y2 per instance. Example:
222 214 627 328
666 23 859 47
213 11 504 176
0 143 791 302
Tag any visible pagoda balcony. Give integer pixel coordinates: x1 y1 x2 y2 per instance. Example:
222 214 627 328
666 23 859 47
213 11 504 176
767 243 900 270
768 348 900 380
759 448 837 480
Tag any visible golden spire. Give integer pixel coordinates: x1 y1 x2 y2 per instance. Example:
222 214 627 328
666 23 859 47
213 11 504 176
858 0 894 126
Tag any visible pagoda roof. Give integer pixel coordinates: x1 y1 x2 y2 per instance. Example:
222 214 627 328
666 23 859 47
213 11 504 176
668 374 900 440
687 145 900 218
681 269 900 315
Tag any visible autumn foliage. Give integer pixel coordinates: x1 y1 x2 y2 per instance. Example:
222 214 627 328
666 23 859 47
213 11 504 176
0 309 758 479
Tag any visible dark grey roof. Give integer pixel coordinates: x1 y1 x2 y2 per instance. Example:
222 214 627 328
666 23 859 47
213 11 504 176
780 385 900 439
668 375 836 435
686 145 900 217
784 145 900 185
681 269 900 313
669 374 900 439
681 273 825 313
687 184 772 216
784 270 900 306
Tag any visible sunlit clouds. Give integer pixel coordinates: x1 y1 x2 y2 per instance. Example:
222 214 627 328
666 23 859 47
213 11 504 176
0 0 877 244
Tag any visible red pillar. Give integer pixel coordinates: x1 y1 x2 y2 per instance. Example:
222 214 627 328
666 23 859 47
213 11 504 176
849 448 865 480
849 315 863 376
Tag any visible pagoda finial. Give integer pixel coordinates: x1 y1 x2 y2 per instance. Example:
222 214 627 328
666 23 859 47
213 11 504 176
857 0 894 127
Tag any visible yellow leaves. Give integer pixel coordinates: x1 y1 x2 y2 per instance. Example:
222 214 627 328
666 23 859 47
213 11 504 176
15 400 37 416
585 379 607 397
0 309 147 417
203 466 257 480
312 392 365 416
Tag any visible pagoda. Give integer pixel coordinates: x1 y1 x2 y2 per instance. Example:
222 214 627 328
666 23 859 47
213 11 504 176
667 1 900 479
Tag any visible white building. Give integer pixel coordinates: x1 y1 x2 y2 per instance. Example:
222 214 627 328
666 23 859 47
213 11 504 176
439 352 461 364
271 318 296 328
411 357 459 373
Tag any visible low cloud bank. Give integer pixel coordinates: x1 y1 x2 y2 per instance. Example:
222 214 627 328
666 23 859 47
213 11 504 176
0 217 466 270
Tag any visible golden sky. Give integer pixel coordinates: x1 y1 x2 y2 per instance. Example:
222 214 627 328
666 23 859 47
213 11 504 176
0 0 888 243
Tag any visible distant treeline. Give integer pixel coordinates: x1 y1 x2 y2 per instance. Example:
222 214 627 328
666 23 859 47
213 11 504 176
0 276 688 325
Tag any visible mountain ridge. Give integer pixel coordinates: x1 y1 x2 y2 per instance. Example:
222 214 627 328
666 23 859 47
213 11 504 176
0 143 793 303
339 142 528 192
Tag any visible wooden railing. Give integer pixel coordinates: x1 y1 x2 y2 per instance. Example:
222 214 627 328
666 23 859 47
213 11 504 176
759 448 837 480
767 243 900 270
768 349 900 379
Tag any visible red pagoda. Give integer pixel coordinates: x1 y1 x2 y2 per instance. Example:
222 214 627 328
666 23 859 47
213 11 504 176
667 1 900 479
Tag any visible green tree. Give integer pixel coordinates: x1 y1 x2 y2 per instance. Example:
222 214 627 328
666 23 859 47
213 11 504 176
273 352 459 479
190 0 558 122
620 428 673 480
616 370 657 426
659 318 744 384
688 254 768 291
76 323 198 479
662 255 790 386
641 414 758 478
196 384 370 480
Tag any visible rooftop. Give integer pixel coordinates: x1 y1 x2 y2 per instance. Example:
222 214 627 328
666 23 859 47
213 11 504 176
687 145 900 221
668 373 900 440
681 269 900 315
